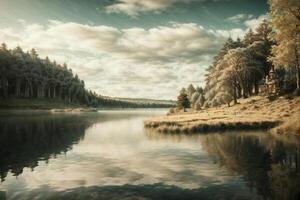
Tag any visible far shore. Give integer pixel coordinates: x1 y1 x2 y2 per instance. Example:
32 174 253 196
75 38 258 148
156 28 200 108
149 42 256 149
144 96 300 135
0 98 87 111
0 98 172 112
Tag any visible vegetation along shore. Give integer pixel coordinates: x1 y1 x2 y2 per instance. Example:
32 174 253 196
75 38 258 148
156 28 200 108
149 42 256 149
145 0 300 135
0 46 175 110
145 96 300 134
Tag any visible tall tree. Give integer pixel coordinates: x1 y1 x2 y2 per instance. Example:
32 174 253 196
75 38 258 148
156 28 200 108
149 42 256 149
243 29 256 46
177 90 190 111
187 84 196 99
269 0 300 90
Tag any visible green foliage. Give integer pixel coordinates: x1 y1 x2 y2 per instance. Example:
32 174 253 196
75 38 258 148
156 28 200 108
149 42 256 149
200 17 295 108
177 16 298 109
177 90 190 110
0 45 173 108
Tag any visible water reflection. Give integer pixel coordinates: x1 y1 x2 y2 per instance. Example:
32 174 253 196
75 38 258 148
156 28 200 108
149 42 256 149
0 111 299 200
0 113 88 182
146 131 300 200
6 183 261 200
0 110 158 182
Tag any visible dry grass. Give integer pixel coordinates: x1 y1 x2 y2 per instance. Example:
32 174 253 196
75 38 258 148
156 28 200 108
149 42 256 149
144 96 300 134
272 114 300 135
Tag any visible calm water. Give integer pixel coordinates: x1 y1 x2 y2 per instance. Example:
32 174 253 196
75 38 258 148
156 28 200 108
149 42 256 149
0 110 299 200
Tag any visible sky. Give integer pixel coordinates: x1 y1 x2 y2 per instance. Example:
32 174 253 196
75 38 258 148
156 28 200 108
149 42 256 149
0 0 269 100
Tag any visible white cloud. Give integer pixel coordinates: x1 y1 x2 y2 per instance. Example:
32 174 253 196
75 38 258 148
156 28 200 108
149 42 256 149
0 21 246 99
216 28 245 40
244 14 269 31
226 14 254 24
105 0 191 17
105 0 228 17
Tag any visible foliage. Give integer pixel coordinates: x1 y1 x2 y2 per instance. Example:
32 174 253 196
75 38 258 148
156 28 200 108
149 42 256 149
176 89 190 110
177 11 299 109
0 45 173 108
269 0 300 89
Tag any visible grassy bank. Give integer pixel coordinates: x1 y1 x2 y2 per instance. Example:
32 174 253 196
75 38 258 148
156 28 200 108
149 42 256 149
144 96 300 134
271 114 300 135
0 98 85 110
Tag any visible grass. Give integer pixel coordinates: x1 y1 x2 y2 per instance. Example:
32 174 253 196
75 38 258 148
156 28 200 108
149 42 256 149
271 114 300 135
144 96 300 134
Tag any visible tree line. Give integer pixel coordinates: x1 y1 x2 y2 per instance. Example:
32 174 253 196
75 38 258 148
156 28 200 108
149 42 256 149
176 0 300 110
0 44 172 108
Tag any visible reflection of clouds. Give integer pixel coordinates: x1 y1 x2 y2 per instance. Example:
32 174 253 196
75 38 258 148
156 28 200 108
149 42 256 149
3 112 298 199
1 115 244 194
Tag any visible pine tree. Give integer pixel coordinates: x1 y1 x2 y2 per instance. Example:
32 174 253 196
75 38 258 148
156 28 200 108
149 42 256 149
177 91 190 111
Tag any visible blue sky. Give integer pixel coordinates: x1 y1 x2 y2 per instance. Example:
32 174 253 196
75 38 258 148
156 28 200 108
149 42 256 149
0 0 269 99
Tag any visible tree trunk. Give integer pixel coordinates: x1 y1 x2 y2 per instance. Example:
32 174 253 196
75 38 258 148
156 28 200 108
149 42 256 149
48 87 51 98
15 80 21 97
296 65 300 89
294 46 300 89
41 85 45 98
29 83 33 98
254 81 259 95
233 83 238 104
53 86 56 99
248 84 252 97
242 89 247 98
236 84 242 98
1 77 8 98
24 82 29 97
58 87 62 100
296 56 300 90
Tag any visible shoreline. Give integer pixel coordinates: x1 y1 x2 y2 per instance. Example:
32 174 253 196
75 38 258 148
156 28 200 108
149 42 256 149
145 119 281 133
0 98 173 111
144 96 300 134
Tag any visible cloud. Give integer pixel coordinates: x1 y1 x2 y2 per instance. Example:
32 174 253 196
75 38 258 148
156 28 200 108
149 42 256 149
244 14 269 30
226 14 254 24
105 0 229 17
0 21 245 99
105 0 191 16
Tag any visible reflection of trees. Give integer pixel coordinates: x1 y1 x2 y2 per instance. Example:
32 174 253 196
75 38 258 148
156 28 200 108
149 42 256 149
0 113 94 182
145 130 202 143
9 183 262 200
201 132 300 200
145 131 300 200
268 139 300 200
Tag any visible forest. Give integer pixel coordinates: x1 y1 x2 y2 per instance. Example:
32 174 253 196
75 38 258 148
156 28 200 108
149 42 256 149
176 0 300 110
0 45 173 108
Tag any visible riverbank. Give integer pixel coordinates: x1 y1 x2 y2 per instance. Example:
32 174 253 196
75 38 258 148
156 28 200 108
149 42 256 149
0 97 174 111
0 98 86 110
144 96 300 134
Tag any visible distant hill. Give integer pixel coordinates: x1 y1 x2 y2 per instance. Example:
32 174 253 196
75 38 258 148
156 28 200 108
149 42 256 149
109 97 176 106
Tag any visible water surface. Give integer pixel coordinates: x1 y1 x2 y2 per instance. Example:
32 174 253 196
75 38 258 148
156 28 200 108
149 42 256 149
0 110 299 200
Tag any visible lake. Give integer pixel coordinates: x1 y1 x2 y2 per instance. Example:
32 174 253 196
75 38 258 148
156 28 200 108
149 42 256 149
0 110 299 200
